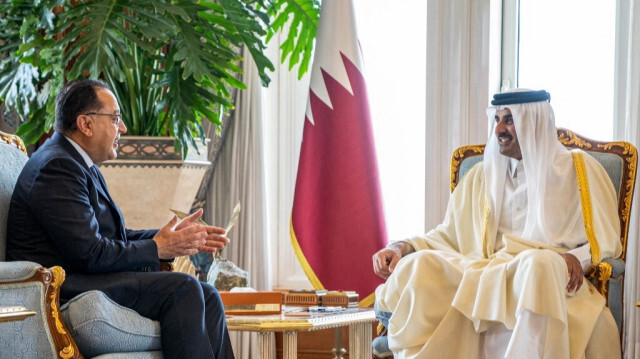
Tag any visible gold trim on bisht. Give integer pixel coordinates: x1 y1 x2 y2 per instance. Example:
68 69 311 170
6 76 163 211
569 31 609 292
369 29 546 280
481 198 490 259
571 151 601 266
571 150 612 297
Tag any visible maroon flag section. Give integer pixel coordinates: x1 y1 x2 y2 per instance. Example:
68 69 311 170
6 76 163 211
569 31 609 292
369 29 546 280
290 0 387 307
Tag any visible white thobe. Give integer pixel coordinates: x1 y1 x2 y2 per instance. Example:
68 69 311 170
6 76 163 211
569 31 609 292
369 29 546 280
497 159 591 271
376 152 622 359
486 159 583 358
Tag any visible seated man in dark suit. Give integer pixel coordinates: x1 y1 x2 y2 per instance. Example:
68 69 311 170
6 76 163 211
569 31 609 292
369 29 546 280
7 78 234 358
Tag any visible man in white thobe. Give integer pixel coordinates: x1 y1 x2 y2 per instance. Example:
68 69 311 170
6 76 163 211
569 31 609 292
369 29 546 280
372 89 622 359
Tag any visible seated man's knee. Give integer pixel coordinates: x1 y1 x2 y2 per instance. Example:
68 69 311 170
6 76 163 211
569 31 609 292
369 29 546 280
200 282 225 310
171 273 206 298
517 249 565 272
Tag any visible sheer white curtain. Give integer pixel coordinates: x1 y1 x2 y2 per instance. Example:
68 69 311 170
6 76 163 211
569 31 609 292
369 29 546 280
425 0 493 228
614 1 640 357
207 47 271 358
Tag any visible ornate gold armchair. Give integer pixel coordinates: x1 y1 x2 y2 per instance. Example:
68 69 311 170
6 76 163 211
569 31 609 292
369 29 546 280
450 128 638 334
0 132 81 358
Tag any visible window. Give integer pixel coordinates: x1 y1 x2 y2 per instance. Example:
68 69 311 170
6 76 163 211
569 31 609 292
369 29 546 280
354 0 427 240
502 0 616 140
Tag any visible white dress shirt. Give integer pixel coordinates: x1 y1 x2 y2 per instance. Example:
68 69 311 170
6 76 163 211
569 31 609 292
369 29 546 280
64 135 94 168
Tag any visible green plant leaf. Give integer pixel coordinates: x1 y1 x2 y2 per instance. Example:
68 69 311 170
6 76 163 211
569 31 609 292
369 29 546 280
15 106 51 145
267 0 319 79
2 0 319 148
61 1 175 80
215 0 274 86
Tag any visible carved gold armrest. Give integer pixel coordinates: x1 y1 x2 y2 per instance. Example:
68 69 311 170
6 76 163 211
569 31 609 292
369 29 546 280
8 266 83 359
587 261 613 301
160 260 175 272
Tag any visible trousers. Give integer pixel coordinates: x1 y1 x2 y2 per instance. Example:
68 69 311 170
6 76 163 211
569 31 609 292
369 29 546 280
62 271 235 359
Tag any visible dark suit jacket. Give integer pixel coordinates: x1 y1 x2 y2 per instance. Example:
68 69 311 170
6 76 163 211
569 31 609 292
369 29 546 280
7 133 160 299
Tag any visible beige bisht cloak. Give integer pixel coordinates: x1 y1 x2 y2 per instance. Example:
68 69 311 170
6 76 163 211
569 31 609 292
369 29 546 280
376 154 622 359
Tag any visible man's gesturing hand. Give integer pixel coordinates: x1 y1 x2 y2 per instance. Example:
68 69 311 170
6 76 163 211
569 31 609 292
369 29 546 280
560 253 583 293
174 209 228 254
154 209 229 259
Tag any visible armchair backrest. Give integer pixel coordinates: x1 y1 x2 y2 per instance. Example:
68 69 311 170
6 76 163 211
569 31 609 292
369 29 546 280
450 128 638 262
0 131 28 261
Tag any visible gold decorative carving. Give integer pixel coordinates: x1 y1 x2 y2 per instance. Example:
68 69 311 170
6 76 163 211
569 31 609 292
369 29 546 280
450 145 485 192
49 266 68 335
557 129 592 149
60 345 75 359
594 262 612 298
160 261 175 272
598 141 638 258
598 261 612 282
0 131 27 154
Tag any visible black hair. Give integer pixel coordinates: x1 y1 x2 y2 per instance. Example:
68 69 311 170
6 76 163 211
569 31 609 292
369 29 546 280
54 79 112 134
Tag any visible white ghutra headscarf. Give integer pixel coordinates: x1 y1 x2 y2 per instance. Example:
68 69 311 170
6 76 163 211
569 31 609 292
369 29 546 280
483 89 585 252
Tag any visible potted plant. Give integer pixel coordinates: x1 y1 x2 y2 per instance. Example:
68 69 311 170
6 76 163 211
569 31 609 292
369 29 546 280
0 0 319 228
0 0 318 150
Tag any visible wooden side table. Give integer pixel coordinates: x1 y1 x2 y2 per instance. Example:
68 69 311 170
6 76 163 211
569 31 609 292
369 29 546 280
0 306 36 323
226 307 376 359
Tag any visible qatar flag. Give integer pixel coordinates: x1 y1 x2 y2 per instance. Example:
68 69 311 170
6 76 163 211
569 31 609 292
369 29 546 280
290 0 388 307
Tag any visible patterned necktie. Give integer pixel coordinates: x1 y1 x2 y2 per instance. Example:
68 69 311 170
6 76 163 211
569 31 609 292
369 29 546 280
89 165 99 180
